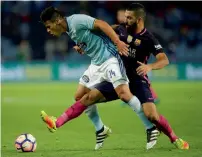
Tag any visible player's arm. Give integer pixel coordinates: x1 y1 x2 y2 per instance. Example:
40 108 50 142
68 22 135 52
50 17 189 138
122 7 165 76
149 52 169 70
137 52 169 76
72 14 128 55
93 20 128 56
111 24 119 30
94 20 119 43
149 36 169 70
136 35 169 76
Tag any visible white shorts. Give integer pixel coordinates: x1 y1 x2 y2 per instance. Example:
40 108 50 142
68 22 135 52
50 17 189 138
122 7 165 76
79 57 129 89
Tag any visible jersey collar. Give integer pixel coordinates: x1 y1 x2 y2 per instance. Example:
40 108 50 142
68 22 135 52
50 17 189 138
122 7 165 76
134 28 147 36
66 17 70 34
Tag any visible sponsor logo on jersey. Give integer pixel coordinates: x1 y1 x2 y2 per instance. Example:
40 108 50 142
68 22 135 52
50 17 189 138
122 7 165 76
154 44 162 50
82 75 90 83
134 39 141 46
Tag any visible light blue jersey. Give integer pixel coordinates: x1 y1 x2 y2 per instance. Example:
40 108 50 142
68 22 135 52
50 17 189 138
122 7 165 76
66 14 118 65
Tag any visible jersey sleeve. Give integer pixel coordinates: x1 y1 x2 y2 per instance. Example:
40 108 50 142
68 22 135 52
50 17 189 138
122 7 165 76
149 34 164 56
70 14 96 31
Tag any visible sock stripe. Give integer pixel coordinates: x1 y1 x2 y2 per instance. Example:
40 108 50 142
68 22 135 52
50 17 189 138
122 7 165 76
97 137 106 140
96 140 104 144
96 134 107 138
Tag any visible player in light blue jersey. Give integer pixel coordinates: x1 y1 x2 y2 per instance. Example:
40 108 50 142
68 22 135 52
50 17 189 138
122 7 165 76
40 6 158 150
66 14 116 65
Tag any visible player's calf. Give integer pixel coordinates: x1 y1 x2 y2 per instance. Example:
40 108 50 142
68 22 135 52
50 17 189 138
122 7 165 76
115 84 159 150
142 102 160 121
51 89 105 128
143 105 189 148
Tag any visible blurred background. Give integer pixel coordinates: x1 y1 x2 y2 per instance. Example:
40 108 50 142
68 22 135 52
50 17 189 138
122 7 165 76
1 1 202 82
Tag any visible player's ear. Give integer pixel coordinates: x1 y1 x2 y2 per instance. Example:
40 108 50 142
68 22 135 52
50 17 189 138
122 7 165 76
57 18 63 26
136 17 140 23
55 17 61 25
55 18 59 25
138 17 143 23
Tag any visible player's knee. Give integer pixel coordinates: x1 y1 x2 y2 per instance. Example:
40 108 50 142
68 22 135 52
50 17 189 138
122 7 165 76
74 92 85 101
118 92 126 102
74 95 81 101
82 90 101 105
82 93 95 105
115 84 133 102
118 92 132 102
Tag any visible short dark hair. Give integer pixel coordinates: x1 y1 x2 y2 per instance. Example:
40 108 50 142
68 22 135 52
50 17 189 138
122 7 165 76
40 6 64 23
127 3 146 20
117 7 126 12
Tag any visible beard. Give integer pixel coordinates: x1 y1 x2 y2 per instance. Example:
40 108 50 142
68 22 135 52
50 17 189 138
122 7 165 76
130 22 138 29
126 22 138 33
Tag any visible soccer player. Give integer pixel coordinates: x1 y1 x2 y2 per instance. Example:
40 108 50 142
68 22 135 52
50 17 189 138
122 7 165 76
39 6 159 150
115 7 160 106
83 3 189 150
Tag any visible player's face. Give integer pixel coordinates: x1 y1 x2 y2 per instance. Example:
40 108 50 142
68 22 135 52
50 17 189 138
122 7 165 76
125 10 139 28
44 20 63 37
117 10 126 24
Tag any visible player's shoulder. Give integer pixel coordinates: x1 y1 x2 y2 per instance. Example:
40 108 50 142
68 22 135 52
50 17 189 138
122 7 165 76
143 29 158 40
143 29 163 50
67 14 85 30
66 14 77 24
115 23 127 33
67 14 78 20
68 14 94 21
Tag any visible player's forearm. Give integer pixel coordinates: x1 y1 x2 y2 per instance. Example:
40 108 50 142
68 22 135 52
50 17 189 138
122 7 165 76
94 20 120 45
111 24 119 30
150 55 169 70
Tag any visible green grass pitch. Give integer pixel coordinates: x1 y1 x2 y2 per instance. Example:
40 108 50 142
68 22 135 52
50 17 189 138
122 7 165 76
1 81 202 157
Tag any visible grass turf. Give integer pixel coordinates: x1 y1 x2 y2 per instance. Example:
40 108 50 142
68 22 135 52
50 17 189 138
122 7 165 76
1 81 202 157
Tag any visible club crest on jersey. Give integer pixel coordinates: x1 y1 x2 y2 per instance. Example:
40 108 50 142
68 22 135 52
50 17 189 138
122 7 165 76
78 42 87 50
134 39 141 46
127 35 133 43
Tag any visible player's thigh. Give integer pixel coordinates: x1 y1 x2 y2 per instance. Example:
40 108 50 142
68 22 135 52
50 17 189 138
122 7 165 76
79 63 103 89
130 81 154 104
94 81 119 102
74 83 90 101
104 57 128 88
149 85 158 99
104 58 132 101
132 81 159 118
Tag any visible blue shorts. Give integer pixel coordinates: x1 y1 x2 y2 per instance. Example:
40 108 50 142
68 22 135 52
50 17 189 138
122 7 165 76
94 80 154 104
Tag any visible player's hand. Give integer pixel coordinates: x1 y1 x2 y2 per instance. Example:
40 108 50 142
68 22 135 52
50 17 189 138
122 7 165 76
116 40 129 56
73 45 84 55
136 61 152 76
